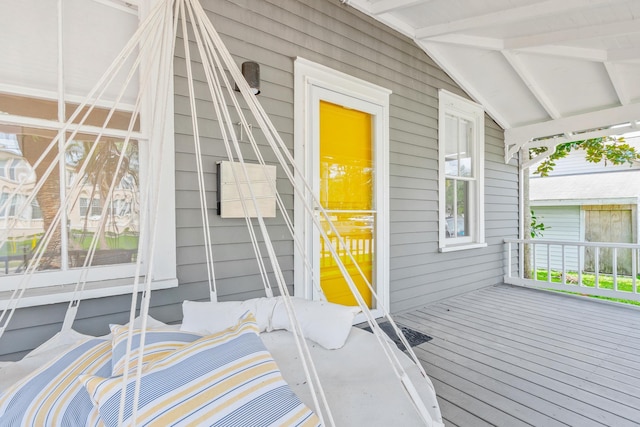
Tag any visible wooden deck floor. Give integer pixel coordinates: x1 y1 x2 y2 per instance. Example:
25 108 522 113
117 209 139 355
397 284 640 427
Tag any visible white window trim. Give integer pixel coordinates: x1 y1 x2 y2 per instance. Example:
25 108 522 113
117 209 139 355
438 89 486 252
293 57 391 320
0 0 176 307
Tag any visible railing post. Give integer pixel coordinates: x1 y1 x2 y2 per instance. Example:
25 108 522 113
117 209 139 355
595 247 600 289
504 237 640 302
633 248 638 294
519 241 524 280
506 241 512 281
612 247 618 292
577 245 583 288
533 243 537 281
561 244 566 285
546 243 551 283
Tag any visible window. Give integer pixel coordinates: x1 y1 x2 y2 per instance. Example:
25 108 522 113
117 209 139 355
438 89 486 251
0 0 177 305
79 197 103 218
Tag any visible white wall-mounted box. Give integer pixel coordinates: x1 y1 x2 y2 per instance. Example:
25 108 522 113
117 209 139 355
217 161 277 218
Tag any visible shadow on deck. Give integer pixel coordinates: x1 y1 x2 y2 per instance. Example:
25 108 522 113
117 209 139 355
398 284 640 427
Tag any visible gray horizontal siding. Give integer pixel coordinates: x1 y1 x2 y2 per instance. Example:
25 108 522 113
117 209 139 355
391 115 518 312
1 0 518 360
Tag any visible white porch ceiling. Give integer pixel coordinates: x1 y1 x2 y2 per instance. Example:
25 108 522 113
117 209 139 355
345 0 640 162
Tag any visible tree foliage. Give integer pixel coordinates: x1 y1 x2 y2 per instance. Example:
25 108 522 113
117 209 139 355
530 210 547 238
530 136 640 176
527 135 640 240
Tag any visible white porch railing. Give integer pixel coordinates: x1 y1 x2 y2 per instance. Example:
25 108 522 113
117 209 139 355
504 238 640 303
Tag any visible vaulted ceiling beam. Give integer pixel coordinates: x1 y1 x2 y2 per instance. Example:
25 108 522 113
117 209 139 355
426 34 504 50
502 50 560 120
608 47 640 63
419 40 512 130
506 18 640 50
368 0 427 15
424 37 611 64
604 62 630 105
346 0 418 36
414 0 629 40
519 45 607 62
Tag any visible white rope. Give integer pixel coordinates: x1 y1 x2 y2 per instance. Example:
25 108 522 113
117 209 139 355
178 0 218 303
184 1 335 423
190 1 432 421
60 12 164 330
0 0 169 338
2 0 433 424
223 44 425 381
57 0 69 271
117 1 178 423
182 1 274 298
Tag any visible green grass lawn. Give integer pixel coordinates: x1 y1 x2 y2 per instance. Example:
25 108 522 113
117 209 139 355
535 269 640 307
71 233 139 250
0 232 139 256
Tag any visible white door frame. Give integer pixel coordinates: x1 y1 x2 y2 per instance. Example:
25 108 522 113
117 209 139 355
293 57 391 318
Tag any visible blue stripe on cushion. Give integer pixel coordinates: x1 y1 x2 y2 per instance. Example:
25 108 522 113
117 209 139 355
213 385 311 427
0 338 111 427
102 333 264 420
110 327 202 376
82 312 320 427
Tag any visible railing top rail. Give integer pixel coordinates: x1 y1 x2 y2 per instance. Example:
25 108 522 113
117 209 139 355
504 238 640 250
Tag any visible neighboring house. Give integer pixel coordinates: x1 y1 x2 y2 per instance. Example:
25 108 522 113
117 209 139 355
530 134 640 275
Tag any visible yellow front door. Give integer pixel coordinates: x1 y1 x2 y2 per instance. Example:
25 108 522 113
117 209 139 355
319 101 374 308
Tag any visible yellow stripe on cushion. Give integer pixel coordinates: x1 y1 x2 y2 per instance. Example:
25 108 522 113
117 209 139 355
110 325 201 376
0 338 112 426
29 341 111 425
81 312 320 427
137 353 271 419
147 358 280 424
280 405 325 427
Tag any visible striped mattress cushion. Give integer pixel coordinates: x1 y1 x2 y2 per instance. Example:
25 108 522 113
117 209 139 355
0 338 111 427
81 312 321 427
110 325 201 376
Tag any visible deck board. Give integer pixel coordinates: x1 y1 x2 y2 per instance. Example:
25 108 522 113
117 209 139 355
399 284 640 427
428 295 640 375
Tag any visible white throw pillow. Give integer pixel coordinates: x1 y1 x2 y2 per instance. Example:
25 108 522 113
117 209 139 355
271 298 361 350
180 297 279 334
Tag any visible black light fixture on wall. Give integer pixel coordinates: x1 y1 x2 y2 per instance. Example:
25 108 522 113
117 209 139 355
235 61 260 95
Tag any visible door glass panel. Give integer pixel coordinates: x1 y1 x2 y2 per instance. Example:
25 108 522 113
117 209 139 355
319 101 372 211
319 100 374 308
319 213 374 307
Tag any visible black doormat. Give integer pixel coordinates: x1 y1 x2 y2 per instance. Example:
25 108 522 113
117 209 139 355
361 321 432 351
